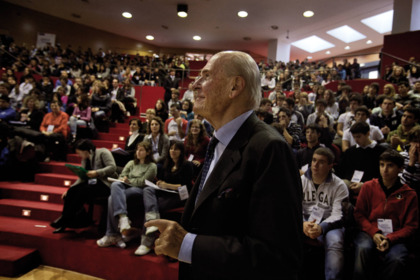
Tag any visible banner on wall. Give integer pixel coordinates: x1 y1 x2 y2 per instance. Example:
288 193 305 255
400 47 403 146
36 33 56 48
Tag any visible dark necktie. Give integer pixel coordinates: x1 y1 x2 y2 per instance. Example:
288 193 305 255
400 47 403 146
195 136 219 204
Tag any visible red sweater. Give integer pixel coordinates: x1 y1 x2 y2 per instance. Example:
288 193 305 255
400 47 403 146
40 111 69 138
354 178 418 244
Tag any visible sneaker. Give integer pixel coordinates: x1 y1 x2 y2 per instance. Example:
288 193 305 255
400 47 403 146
118 216 131 235
134 245 151 256
145 226 159 236
97 235 126 248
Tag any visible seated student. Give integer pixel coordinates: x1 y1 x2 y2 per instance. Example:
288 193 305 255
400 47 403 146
337 121 387 204
400 126 420 194
387 107 420 150
51 139 118 233
111 118 145 169
140 108 156 134
39 100 69 161
342 106 384 152
97 141 158 255
296 92 314 122
180 99 194 121
395 81 419 111
306 98 334 128
302 147 349 280
369 96 402 140
335 93 363 147
164 104 188 141
184 119 210 179
91 84 112 132
257 98 274 124
296 123 325 173
282 97 305 130
143 116 170 164
138 140 194 255
16 95 45 131
315 113 336 147
0 94 17 123
68 94 94 142
277 107 302 151
167 89 182 110
353 149 419 280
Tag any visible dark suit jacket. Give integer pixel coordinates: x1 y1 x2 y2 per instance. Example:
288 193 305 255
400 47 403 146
180 113 303 280
163 75 181 102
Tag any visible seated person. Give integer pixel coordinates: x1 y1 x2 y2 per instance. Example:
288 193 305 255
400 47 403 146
353 149 418 280
296 123 325 173
302 147 349 280
342 106 384 152
277 107 302 151
335 93 363 147
0 94 17 123
400 126 420 195
184 119 210 179
315 113 336 147
68 94 94 142
144 116 170 164
141 108 156 134
111 118 144 169
97 141 158 255
164 104 188 141
14 96 44 131
257 98 274 124
180 99 194 121
306 99 334 128
39 100 69 161
387 107 420 150
139 140 194 255
282 97 305 129
167 89 182 110
50 139 117 233
91 84 112 132
336 121 387 204
369 96 401 140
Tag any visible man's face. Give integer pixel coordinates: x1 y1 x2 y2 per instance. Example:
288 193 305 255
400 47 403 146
379 160 402 182
401 111 416 127
170 107 180 118
349 101 359 112
355 111 368 122
112 79 119 88
192 54 231 120
306 128 320 144
398 84 408 95
381 99 395 115
278 112 290 125
50 102 60 114
261 102 271 112
352 132 370 147
311 153 332 179
0 99 8 109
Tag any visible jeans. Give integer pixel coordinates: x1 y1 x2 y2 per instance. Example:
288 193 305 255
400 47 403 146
317 228 345 280
353 231 409 280
106 181 159 235
68 116 87 136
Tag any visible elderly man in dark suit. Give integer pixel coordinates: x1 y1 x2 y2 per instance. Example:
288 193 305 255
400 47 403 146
163 69 181 105
146 51 303 280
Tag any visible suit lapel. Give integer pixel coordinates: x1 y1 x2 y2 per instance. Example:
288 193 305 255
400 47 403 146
187 114 258 219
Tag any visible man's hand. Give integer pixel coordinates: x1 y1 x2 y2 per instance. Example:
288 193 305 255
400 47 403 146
144 219 188 259
409 143 420 166
349 182 363 194
381 126 390 135
303 221 322 239
86 170 98 178
373 233 389 252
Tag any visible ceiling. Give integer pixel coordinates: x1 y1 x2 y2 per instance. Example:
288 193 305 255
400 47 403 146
5 0 394 62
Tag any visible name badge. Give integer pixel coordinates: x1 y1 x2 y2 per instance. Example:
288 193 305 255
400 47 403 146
351 170 364 183
378 218 393 236
178 185 189 200
301 164 309 173
308 205 324 224
47 125 55 132
188 154 194 161
88 179 97 185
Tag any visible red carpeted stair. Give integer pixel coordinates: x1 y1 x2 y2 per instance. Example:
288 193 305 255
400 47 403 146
0 115 179 279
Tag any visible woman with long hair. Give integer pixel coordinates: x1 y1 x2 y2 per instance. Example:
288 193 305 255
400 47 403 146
143 116 170 164
184 119 210 178
323 89 339 120
68 94 93 142
154 99 168 122
97 141 158 254
383 83 396 99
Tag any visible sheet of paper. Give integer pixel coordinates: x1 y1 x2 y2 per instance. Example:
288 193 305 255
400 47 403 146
145 180 178 193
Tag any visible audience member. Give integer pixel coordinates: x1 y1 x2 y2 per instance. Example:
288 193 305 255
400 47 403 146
154 99 168 123
180 99 194 121
302 147 349 280
363 82 379 110
369 96 402 140
337 121 387 203
68 94 94 142
164 104 188 141
91 84 112 132
306 99 334 128
167 89 182 109
342 106 384 152
163 70 180 105
144 116 170 164
97 141 158 254
181 82 194 102
387 107 420 149
16 95 44 131
282 97 305 129
335 93 363 147
50 139 117 233
395 81 419 110
277 107 302 151
353 149 418 280
0 94 17 122
296 124 325 173
323 89 339 120
183 119 210 179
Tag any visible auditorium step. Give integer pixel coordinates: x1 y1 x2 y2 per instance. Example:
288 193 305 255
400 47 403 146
0 199 62 221
39 161 80 176
92 140 125 149
34 173 77 187
0 244 40 277
0 181 64 204
97 132 128 142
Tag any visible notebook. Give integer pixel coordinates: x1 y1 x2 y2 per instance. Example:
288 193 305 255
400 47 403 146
65 164 88 180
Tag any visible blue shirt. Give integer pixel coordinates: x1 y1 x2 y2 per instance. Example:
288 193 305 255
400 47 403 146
178 110 253 263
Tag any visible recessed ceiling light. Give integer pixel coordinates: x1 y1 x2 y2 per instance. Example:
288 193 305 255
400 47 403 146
345 46 350 50
193 36 201 41
366 40 372 44
291 35 335 53
177 4 188 18
238 11 248 18
361 10 393 34
307 56 312 59
327 25 366 43
326 50 331 54
146 35 154 40
122 12 132 19
303 10 314 18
